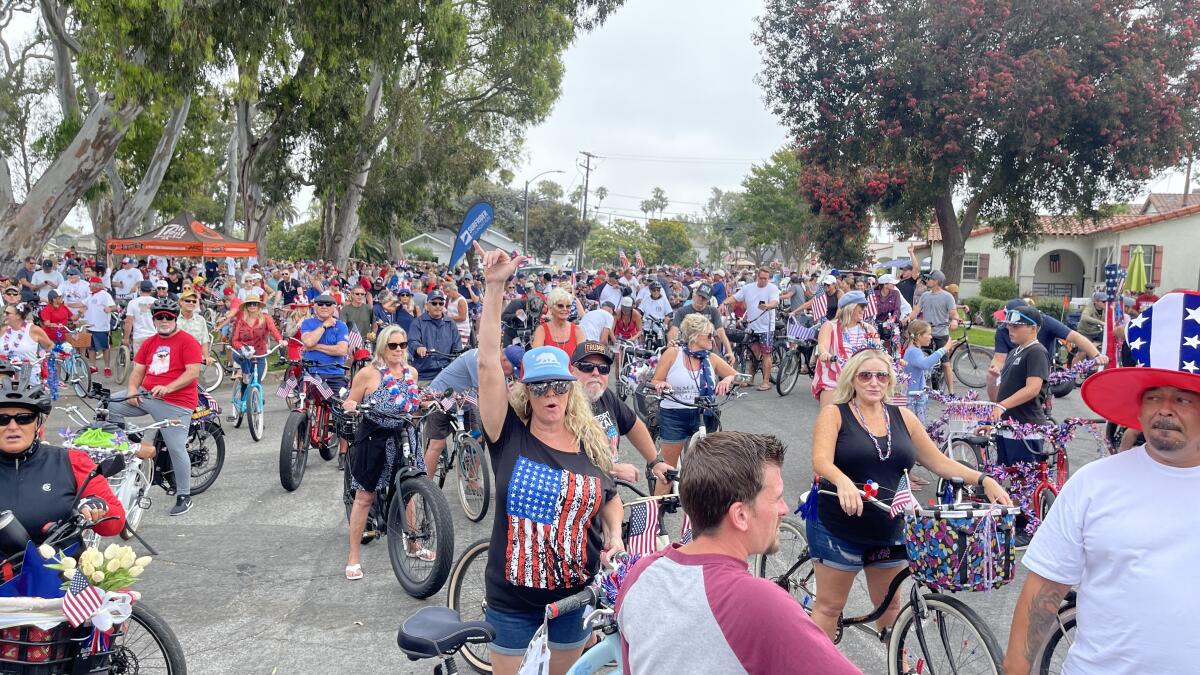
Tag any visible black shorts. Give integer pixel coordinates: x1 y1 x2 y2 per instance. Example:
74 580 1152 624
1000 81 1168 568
930 334 950 363
425 408 452 441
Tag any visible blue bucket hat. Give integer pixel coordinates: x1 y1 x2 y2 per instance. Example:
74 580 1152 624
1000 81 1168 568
838 290 868 309
503 345 526 374
521 346 576 384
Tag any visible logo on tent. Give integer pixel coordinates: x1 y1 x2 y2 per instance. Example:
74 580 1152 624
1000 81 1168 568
156 224 187 240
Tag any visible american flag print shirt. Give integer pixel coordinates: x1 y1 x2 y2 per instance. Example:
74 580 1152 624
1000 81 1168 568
505 455 603 590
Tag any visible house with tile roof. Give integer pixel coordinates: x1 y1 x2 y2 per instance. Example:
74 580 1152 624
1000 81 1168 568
914 193 1200 299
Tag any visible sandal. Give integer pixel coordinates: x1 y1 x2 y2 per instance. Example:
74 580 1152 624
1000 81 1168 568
406 547 436 562
345 564 363 580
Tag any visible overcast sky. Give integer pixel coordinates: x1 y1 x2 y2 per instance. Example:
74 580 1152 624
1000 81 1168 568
513 0 789 224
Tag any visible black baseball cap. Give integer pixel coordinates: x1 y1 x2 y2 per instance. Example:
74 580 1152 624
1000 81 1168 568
571 340 613 364
694 283 713 299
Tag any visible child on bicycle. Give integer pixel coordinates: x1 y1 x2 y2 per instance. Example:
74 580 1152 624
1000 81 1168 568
901 320 957 423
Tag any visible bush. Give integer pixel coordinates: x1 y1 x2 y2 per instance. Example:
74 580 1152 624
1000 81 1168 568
1033 298 1070 323
405 245 437 262
978 298 1007 327
979 277 1018 302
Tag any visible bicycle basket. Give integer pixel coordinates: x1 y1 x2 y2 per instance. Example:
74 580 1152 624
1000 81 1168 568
944 402 1000 435
0 618 126 675
904 504 1021 592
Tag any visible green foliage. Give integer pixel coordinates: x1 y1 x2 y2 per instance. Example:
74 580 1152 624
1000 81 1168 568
979 277 1019 303
646 219 693 266
1032 298 1071 324
732 148 818 266
585 219 657 268
405 245 437 262
526 202 590 263
266 219 320 261
537 181 564 202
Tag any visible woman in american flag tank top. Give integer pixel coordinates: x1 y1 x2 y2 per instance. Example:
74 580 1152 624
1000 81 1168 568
812 291 879 407
473 243 624 675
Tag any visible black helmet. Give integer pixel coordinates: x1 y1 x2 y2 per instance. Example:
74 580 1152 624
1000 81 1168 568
0 379 51 414
150 297 180 316
527 295 545 317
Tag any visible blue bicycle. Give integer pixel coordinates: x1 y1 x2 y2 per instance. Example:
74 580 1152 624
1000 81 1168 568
229 343 282 442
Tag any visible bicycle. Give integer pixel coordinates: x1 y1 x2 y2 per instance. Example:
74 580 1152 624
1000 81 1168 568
928 321 994 391
278 359 347 491
77 382 227 498
759 486 1012 674
427 391 492 523
646 385 748 459
48 327 92 398
730 316 786 386
1030 590 1078 675
0 455 188 674
227 343 283 442
340 396 454 599
776 314 818 397
613 340 657 403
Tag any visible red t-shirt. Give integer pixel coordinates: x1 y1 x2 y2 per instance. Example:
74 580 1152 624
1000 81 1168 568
39 304 72 342
134 330 203 409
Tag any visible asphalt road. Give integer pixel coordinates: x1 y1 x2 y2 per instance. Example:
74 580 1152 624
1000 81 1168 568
53 373 1108 675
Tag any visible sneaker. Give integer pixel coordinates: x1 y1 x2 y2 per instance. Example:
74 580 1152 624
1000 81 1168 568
103 368 112 378
1014 530 1033 550
169 496 192 516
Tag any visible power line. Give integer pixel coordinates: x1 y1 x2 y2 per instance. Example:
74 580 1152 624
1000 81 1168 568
596 151 766 164
599 191 709 207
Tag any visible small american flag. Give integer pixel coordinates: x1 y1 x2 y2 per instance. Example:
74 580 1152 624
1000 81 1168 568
625 500 659 556
63 571 104 627
635 250 645 268
811 292 829 320
890 471 919 517
462 389 478 406
619 250 630 268
276 374 298 399
304 373 333 400
787 317 817 341
866 291 878 319
347 330 364 352
680 511 693 544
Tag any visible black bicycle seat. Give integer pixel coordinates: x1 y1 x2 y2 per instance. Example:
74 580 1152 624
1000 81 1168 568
396 607 495 660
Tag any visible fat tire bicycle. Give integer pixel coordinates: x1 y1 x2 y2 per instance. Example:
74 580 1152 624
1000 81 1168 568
278 360 346 491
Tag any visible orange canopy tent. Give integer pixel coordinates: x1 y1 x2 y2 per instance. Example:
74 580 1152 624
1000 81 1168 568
106 213 258 258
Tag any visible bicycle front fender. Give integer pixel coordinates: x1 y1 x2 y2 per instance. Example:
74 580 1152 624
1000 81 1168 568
566 631 622 674
393 465 427 486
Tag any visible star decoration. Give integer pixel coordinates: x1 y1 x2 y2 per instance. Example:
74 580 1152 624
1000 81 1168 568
1185 335 1200 350
1185 361 1199 374
1187 306 1200 325
1128 337 1146 351
1129 314 1148 329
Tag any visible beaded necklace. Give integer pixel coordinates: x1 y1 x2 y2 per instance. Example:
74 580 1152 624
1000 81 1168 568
849 397 893 461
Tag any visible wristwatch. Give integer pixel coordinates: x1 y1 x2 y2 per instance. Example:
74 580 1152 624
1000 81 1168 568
976 473 988 487
647 458 665 470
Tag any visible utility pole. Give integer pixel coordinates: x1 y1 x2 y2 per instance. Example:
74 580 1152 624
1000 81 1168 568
577 151 596 270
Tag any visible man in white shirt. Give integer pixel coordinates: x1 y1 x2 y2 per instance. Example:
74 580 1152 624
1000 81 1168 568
123 281 158 355
727 268 781 391
635 281 673 322
83 277 117 377
578 300 615 344
599 271 624 310
1005 291 1200 675
31 259 64 303
60 268 90 316
111 257 144 302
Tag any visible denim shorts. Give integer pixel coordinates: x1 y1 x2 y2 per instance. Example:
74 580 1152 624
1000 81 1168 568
484 604 590 656
90 331 110 352
658 407 702 443
806 517 907 573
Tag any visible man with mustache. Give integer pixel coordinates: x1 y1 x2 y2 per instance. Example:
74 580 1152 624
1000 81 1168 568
1005 291 1200 675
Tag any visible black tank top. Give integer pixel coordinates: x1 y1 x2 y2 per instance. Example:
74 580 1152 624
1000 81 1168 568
817 403 917 546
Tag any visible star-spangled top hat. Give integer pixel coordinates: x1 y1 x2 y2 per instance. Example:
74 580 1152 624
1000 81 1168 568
1081 291 1200 430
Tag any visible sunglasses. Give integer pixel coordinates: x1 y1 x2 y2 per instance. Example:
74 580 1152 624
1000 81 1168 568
554 303 570 310
387 341 408 350
428 301 445 306
181 298 198 304
528 380 573 397
3 291 17 296
0 412 38 426
153 313 177 321
353 292 366 296
314 301 335 307
1003 310 1037 326
574 362 611 375
855 370 890 383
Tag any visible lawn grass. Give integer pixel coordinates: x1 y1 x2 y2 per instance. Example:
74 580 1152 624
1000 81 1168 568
966 325 994 348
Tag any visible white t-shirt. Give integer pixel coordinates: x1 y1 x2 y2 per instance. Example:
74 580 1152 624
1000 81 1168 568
83 291 115 333
578 309 614 342
599 284 624 311
31 270 63 303
638 294 674 322
126 295 157 340
60 279 91 314
112 268 143 298
1022 446 1200 674
734 283 781 333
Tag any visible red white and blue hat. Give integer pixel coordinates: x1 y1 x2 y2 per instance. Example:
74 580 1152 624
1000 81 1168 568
1081 291 1200 430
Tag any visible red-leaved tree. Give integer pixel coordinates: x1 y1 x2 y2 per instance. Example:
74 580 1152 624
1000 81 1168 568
756 0 1200 281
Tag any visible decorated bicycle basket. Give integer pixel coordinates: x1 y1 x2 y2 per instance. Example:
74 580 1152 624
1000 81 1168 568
59 429 135 488
904 504 1021 592
0 542 151 674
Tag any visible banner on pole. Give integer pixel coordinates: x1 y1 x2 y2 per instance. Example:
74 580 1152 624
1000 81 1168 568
449 201 495 268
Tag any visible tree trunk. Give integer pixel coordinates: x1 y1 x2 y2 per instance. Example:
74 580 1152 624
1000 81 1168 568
0 97 141 271
235 100 275 257
934 187 966 285
0 156 12 215
322 66 384 266
112 95 191 238
223 124 239 232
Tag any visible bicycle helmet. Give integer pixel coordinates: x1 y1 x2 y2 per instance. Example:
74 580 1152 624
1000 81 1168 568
150 297 181 316
0 379 51 414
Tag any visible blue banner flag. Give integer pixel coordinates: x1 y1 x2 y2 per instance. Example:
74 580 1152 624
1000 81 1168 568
448 201 495 268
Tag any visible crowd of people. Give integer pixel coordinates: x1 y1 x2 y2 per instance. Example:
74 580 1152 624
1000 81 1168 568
0 240 1193 675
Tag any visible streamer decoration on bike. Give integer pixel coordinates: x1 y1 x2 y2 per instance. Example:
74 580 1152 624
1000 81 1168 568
1047 358 1098 385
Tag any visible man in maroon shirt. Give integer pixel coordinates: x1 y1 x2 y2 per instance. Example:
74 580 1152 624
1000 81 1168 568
107 297 203 516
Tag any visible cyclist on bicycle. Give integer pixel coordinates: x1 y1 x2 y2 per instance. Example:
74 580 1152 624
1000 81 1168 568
617 432 859 674
1074 291 1107 361
812 291 877 407
726 268 781 391
1006 291 1200 675
108 297 203 517
0 381 125 550
808 348 1009 642
228 291 283 397
341 324 426 580
408 289 460 384
987 297 1109 401
667 282 733 358
570 340 672 485
299 294 350 393
82 276 117 378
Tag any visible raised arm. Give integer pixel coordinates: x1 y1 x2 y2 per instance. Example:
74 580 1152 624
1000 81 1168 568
475 242 527 442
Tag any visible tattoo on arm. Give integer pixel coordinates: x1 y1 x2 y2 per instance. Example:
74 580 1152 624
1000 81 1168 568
1023 582 1067 664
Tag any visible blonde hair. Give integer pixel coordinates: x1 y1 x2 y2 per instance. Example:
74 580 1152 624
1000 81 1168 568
546 287 573 310
836 301 862 327
679 313 714 346
373 324 409 368
832 349 897 403
509 381 613 473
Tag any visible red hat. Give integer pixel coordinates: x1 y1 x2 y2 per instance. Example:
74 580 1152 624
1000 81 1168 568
88 276 103 284
1081 291 1200 431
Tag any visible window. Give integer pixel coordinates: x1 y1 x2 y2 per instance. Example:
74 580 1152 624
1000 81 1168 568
1093 246 1113 285
961 253 980 281
1130 244 1155 284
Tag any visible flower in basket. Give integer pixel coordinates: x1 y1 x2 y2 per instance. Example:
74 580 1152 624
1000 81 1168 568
45 544 151 593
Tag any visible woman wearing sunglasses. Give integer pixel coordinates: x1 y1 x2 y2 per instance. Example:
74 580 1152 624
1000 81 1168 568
0 380 126 547
1 302 54 385
340 324 426 579
474 243 623 675
531 287 581 359
806 348 1012 642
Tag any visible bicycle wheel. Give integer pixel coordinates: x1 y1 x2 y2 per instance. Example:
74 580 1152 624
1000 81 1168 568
886 593 1003 675
454 435 491 522
776 350 802 397
122 457 153 537
387 476 454 599
1035 605 1076 675
937 440 988 501
187 423 225 495
114 345 131 384
447 538 492 674
279 410 308 491
1036 485 1057 521
68 357 91 398
753 517 816 609
199 360 223 393
110 601 188 674
316 406 338 461
951 345 992 390
247 386 265 442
